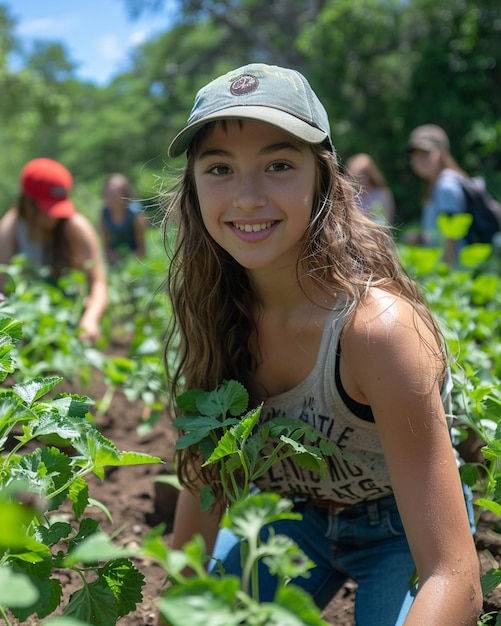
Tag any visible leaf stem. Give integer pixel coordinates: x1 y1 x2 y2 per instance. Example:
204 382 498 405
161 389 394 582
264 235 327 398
0 605 12 625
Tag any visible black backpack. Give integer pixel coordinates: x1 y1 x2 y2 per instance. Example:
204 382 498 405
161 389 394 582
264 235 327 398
459 176 501 245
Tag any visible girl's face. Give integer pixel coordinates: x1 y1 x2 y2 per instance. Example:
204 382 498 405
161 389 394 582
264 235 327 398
409 147 442 181
347 158 371 190
104 181 125 211
193 120 317 276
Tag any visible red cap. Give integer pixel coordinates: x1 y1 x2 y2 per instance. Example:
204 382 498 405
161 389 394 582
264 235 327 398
19 158 76 218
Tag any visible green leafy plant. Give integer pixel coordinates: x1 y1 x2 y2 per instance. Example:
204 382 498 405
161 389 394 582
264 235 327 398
1 254 170 433
152 380 333 625
157 494 327 626
0 314 162 625
400 242 501 606
2 238 500 622
174 379 336 510
0 260 97 384
62 380 336 625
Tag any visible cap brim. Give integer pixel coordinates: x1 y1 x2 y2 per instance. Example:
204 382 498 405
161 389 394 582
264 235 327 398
38 198 76 218
168 105 329 157
407 139 434 152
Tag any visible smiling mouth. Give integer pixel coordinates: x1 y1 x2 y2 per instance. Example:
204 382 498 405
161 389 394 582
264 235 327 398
232 221 275 232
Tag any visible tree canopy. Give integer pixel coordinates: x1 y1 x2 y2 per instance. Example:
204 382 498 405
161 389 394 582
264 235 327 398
1 0 500 226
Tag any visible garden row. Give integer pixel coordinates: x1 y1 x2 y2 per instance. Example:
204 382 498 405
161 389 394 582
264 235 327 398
0 237 500 625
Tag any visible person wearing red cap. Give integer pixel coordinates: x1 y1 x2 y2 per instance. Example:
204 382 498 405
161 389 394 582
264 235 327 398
0 158 107 341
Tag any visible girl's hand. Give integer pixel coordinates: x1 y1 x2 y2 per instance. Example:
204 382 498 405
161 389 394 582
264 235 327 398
78 319 101 343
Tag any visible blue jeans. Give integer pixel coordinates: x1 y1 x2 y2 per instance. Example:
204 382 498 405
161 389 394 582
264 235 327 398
212 494 416 626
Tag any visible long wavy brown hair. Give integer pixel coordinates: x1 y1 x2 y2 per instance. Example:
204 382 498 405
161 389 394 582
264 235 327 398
162 121 446 500
420 148 467 202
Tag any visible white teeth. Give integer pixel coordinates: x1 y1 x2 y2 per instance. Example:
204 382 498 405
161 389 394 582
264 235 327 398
233 222 273 232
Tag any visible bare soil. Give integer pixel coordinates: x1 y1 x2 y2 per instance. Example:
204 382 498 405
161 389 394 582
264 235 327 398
11 351 501 625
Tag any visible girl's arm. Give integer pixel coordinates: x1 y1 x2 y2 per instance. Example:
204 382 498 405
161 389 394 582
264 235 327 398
0 209 19 291
343 290 482 626
171 487 222 560
157 487 221 626
66 214 108 341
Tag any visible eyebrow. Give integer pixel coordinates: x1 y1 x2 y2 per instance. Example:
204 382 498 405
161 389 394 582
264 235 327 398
197 141 302 160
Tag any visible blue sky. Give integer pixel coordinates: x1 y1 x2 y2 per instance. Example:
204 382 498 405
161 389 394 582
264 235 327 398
5 0 176 85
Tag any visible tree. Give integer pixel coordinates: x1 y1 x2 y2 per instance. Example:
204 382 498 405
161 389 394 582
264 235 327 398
402 0 501 179
300 0 501 222
0 5 84 212
2 0 499 224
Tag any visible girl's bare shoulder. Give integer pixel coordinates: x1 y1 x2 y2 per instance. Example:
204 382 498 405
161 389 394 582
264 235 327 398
0 209 20 261
343 287 436 355
0 208 19 232
65 213 100 241
349 287 414 333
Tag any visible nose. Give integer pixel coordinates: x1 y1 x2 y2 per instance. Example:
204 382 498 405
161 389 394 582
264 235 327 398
233 171 266 213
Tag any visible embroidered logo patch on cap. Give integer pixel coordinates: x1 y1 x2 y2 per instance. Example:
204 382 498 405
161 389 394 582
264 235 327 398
230 74 259 96
50 185 67 198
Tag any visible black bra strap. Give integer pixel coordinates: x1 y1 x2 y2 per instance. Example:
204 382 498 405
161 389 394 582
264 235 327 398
335 340 375 423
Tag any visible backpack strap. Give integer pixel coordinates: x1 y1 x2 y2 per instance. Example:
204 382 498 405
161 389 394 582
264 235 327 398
459 176 501 244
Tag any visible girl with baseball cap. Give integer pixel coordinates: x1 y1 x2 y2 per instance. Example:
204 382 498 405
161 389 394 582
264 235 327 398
406 124 469 264
0 158 107 341
162 64 480 625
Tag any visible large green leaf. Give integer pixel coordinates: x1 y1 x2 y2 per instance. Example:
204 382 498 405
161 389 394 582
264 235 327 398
0 316 23 341
65 532 138 566
196 380 248 418
158 576 244 625
222 492 301 542
13 377 64 406
34 521 73 547
64 581 117 626
12 447 73 510
268 585 329 625
203 428 239 465
437 212 473 240
9 575 62 621
481 567 501 595
98 559 145 617
0 566 39 606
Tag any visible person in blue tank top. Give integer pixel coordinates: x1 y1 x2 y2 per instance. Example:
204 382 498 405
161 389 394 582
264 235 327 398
100 173 147 264
160 64 481 626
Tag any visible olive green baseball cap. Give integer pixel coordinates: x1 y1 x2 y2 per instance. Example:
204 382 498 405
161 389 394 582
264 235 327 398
168 63 333 157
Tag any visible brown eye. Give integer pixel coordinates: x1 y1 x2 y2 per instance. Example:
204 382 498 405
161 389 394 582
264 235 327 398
207 164 231 176
267 162 292 172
